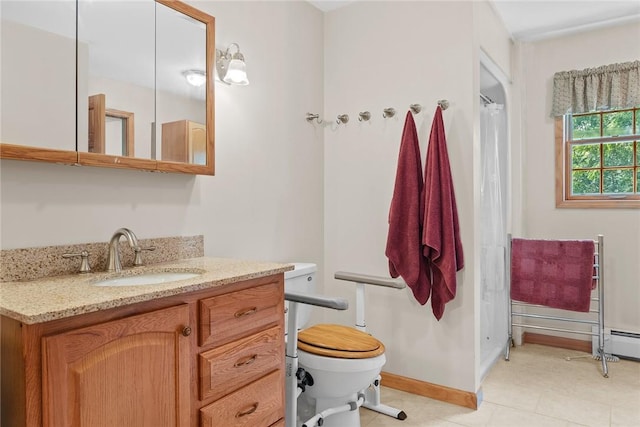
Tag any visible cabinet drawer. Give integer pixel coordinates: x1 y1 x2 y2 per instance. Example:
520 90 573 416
199 326 283 401
200 370 283 427
199 280 282 347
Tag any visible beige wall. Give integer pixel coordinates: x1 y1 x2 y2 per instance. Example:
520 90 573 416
519 22 640 334
0 1 325 276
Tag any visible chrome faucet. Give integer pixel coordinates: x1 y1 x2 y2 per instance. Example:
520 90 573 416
106 228 140 272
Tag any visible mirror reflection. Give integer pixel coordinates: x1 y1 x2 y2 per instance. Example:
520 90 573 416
156 2 207 165
105 115 133 157
88 94 135 157
78 0 155 159
1 1 76 151
78 0 208 164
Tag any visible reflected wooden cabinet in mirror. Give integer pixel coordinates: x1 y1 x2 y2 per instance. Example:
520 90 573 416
0 0 215 176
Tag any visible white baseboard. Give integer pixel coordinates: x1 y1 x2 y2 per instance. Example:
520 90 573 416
592 327 640 359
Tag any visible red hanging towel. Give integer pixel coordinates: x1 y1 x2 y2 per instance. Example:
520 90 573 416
385 112 430 304
423 106 464 320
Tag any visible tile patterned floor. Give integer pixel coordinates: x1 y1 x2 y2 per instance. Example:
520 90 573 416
360 344 640 427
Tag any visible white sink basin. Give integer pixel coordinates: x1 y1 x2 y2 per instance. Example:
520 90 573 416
94 272 201 287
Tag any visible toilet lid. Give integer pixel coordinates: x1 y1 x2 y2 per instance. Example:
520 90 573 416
297 324 385 359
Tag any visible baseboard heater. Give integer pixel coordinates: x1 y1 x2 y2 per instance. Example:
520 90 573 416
593 328 640 360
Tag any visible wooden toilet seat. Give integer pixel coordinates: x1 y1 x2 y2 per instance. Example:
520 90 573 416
297 324 385 359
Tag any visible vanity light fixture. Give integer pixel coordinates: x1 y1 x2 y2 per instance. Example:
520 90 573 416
183 69 207 87
215 43 249 86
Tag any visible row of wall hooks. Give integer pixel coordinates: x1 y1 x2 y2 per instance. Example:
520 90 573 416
306 100 449 125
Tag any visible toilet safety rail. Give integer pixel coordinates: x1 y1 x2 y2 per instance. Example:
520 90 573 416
284 291 349 427
335 271 407 289
284 291 349 310
335 271 406 332
334 271 408 422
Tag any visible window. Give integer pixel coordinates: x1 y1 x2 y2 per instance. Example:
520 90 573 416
556 107 640 208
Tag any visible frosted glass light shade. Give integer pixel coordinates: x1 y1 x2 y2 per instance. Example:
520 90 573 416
223 59 249 85
184 70 206 87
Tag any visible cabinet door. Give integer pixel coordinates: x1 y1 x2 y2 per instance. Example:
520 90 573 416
188 121 206 165
42 304 191 427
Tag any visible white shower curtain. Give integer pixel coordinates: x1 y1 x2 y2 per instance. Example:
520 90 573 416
480 103 508 379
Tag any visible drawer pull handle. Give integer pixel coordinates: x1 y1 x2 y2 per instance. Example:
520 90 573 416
234 354 258 368
234 307 257 318
235 403 259 418
182 326 192 337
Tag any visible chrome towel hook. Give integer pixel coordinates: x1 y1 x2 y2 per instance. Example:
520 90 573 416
336 114 349 124
358 111 371 122
306 113 322 124
409 104 422 114
382 107 396 118
437 99 450 110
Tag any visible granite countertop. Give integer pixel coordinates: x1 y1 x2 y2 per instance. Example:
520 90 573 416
0 257 294 325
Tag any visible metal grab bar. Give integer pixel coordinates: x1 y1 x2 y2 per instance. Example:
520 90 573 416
334 271 406 289
285 291 349 311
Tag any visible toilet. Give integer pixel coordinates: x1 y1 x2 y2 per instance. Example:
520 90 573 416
285 263 387 427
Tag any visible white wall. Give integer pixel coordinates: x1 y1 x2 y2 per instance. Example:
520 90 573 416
0 1 325 275
322 0 509 394
519 22 640 335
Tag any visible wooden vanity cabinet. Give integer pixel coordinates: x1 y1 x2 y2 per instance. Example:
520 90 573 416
0 274 285 427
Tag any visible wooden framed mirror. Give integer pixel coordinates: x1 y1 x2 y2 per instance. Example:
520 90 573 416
0 0 215 176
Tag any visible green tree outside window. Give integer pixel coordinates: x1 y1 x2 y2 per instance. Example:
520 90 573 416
570 108 639 195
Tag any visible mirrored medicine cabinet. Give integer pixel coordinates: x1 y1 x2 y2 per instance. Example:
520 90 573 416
0 0 215 175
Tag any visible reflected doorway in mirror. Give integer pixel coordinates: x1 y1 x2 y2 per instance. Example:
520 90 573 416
88 94 135 157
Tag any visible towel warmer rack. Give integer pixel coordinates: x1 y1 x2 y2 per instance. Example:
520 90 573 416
505 234 616 377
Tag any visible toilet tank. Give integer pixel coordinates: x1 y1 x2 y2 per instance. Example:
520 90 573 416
284 262 317 330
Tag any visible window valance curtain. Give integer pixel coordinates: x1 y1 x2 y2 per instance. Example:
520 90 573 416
551 60 640 117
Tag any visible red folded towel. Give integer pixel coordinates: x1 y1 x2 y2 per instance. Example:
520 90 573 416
423 106 464 320
510 238 595 312
386 112 430 304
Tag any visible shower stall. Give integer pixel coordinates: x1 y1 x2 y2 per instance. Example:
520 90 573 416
479 62 509 381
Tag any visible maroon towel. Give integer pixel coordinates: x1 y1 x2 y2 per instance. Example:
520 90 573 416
423 106 464 320
510 238 595 312
386 112 430 304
